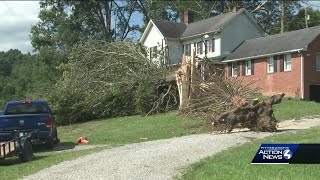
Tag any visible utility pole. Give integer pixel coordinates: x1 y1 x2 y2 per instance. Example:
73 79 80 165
280 1 284 33
305 7 309 28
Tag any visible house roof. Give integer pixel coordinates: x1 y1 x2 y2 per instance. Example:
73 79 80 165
140 8 264 43
152 19 187 38
181 9 246 39
224 26 320 62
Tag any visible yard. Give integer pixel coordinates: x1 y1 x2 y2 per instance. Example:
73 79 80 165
179 98 320 180
0 113 208 179
1 98 320 179
180 126 320 180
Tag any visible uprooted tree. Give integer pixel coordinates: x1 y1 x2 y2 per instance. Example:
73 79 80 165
176 54 285 133
49 40 178 125
213 93 285 133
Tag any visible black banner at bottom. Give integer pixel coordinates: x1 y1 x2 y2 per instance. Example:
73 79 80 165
251 144 320 164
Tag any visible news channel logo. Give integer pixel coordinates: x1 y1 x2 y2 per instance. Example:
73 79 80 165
251 144 299 164
258 147 292 160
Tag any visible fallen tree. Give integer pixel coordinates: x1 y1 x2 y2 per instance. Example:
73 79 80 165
176 55 285 133
49 40 178 124
214 93 285 133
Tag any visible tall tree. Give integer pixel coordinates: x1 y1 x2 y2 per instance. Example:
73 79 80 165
31 0 114 51
31 0 143 51
138 0 302 35
289 7 320 31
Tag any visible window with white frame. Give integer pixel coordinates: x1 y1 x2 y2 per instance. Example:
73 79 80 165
149 46 157 59
184 44 191 56
206 39 214 53
245 60 252 75
232 62 238 77
316 53 320 71
284 54 292 71
267 56 274 73
196 42 203 55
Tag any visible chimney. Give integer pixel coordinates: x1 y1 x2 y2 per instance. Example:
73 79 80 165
184 11 193 25
232 5 239 13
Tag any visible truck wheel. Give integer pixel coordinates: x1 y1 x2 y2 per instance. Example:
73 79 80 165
46 127 58 149
46 137 55 149
53 127 59 145
19 140 33 162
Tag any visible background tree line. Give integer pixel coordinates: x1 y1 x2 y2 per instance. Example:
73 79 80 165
1 0 320 125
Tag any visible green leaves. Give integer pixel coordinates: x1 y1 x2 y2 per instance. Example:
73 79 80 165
47 40 172 124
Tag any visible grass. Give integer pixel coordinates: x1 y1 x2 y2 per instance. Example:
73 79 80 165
180 126 320 180
0 112 209 179
252 94 320 120
273 98 320 120
2 99 320 179
58 112 209 145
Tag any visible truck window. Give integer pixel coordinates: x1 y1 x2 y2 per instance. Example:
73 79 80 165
5 103 49 115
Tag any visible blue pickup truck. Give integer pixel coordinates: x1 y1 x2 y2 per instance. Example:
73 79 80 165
0 100 59 149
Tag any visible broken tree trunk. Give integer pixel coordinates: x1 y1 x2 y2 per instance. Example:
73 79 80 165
176 48 197 109
214 93 285 133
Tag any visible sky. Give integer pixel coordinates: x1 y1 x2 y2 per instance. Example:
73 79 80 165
1 1 320 54
0 1 40 53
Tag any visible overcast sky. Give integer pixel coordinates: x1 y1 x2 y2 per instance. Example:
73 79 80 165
1 1 320 54
0 1 40 53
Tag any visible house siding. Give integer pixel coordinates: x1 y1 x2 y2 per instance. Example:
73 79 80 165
221 13 265 57
142 24 164 50
226 52 302 98
142 24 165 64
303 34 320 100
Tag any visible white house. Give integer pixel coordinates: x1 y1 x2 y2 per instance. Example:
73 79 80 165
139 8 266 65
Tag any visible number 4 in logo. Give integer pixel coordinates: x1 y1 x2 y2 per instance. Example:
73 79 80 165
283 150 293 160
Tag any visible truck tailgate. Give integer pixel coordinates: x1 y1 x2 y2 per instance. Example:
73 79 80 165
0 114 50 132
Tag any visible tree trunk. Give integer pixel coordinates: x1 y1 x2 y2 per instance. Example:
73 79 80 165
214 93 285 133
281 1 285 33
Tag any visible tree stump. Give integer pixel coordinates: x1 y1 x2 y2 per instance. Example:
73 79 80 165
214 93 285 133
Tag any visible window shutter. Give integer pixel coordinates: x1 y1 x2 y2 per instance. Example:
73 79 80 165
200 42 203 55
266 58 268 72
182 45 184 54
204 40 208 54
212 38 215 52
280 55 284 72
228 64 232 77
274 55 277 72
251 59 254 75
237 62 240 76
242 61 246 76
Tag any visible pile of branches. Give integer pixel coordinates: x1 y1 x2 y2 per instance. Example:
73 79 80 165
178 64 284 133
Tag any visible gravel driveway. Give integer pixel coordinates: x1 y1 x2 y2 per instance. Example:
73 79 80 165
23 118 320 180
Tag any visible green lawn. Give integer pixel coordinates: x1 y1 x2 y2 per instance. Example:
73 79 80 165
180 126 320 180
273 98 320 120
0 112 208 179
58 112 208 145
2 99 320 179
